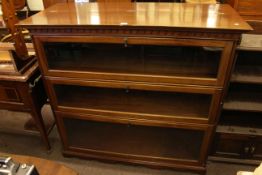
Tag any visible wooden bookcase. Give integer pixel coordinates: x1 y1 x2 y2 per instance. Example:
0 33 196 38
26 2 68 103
18 2 251 173
210 21 262 164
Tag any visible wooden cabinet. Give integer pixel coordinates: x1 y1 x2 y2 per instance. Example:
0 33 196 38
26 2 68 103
18 2 251 173
0 85 21 102
210 21 262 164
225 0 262 20
0 63 54 149
0 44 54 149
213 133 262 160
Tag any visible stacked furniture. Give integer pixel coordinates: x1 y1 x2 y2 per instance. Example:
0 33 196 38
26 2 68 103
211 0 262 165
0 44 54 149
210 21 262 164
0 0 54 149
18 2 251 173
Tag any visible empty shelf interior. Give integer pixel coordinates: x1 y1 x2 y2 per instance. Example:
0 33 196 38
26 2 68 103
44 42 221 78
54 84 212 119
224 83 262 112
219 110 262 129
232 50 262 84
63 117 204 160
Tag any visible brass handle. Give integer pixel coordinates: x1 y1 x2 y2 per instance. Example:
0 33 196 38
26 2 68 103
29 75 42 88
124 38 128 47
250 146 256 154
125 86 130 93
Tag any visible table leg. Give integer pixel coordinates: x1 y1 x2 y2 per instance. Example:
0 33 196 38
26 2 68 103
26 78 51 150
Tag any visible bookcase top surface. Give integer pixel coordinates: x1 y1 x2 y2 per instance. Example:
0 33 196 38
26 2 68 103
18 2 251 32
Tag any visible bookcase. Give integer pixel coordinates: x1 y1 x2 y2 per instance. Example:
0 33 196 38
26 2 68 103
210 21 262 164
18 2 251 173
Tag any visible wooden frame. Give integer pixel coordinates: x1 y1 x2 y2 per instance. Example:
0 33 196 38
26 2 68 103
19 2 251 173
44 77 222 125
34 36 234 87
55 110 214 173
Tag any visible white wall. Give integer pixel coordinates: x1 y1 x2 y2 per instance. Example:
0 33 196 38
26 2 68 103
0 0 44 14
27 0 44 11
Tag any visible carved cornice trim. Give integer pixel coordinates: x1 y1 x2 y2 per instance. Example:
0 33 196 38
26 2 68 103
26 26 242 41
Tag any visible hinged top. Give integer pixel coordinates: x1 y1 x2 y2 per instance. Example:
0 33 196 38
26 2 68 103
18 2 251 32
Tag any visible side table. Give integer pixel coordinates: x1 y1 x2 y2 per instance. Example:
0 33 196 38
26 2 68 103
0 62 54 149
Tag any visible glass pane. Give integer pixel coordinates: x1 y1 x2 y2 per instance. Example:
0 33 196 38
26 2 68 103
54 84 212 119
44 42 222 78
64 118 203 160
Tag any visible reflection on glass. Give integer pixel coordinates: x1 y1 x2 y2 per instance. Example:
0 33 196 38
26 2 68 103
44 42 222 78
55 84 212 118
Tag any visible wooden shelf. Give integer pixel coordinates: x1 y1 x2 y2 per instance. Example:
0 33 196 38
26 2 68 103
211 24 262 163
223 84 262 112
208 156 262 165
44 42 221 79
219 111 262 129
216 125 262 136
212 128 262 162
63 117 204 161
238 34 262 51
54 84 212 120
231 65 262 84
231 50 262 84
223 101 262 112
237 47 262 52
